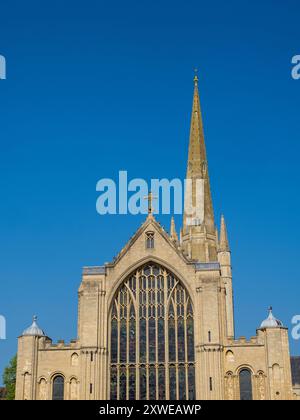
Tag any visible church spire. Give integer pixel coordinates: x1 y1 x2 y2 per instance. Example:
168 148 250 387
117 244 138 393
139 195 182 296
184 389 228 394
219 214 230 252
186 71 207 180
182 73 217 261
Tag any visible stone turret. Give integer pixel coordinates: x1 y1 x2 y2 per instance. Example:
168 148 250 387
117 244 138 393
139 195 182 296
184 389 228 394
15 316 47 400
170 216 178 242
218 215 234 338
258 308 293 400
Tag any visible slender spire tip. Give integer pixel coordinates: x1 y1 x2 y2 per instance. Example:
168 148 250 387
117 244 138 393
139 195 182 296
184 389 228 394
193 68 198 84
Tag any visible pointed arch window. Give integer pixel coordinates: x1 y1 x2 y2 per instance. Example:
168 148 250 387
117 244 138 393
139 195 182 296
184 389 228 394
52 375 64 400
109 263 195 400
145 232 154 249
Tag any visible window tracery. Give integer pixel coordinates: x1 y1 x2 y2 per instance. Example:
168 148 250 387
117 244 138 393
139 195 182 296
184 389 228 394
109 263 195 400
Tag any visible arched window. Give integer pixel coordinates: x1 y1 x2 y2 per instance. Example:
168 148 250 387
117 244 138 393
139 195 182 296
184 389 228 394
239 369 252 400
52 375 64 400
145 232 154 249
109 263 195 400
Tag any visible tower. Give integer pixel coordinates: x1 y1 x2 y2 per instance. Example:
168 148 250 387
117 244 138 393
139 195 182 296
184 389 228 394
15 316 45 400
258 308 293 400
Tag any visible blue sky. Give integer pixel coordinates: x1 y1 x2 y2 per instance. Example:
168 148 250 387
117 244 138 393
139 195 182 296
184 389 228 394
0 0 300 382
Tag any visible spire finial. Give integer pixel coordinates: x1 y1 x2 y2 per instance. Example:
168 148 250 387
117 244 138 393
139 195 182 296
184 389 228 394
268 306 273 313
33 315 37 322
194 68 198 84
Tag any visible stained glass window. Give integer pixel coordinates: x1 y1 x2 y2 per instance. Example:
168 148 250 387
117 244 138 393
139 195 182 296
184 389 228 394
179 365 186 400
169 365 176 400
119 369 126 400
110 366 117 399
110 263 195 400
129 367 136 400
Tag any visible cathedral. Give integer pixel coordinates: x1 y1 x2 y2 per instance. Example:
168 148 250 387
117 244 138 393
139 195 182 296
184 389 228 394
15 76 300 400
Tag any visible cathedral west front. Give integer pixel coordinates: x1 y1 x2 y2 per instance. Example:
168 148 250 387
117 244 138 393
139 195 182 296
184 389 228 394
15 76 300 400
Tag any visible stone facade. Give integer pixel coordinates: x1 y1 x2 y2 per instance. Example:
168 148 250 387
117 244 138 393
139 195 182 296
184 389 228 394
15 77 297 400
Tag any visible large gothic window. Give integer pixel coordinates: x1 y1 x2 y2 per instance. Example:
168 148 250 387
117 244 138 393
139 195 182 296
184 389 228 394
109 263 195 400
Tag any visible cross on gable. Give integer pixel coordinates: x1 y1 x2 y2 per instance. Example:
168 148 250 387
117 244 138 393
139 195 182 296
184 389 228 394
143 191 157 214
